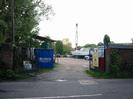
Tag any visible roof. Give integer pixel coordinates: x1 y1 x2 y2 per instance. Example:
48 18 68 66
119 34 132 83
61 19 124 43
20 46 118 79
108 43 133 49
33 35 56 42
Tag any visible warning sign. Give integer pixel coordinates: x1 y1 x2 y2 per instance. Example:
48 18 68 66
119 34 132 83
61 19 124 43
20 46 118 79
92 52 99 67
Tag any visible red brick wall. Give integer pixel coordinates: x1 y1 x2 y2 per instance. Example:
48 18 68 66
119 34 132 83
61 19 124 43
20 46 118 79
105 48 133 72
0 44 13 69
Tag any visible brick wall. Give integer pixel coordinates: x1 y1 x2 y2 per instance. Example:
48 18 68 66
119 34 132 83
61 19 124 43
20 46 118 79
0 44 13 69
105 48 133 72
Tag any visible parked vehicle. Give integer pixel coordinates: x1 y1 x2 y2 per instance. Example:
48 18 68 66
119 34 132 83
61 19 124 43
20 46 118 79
84 55 90 60
56 54 61 57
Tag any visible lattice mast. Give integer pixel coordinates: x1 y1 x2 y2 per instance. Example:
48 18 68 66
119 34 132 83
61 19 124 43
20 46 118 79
75 23 78 50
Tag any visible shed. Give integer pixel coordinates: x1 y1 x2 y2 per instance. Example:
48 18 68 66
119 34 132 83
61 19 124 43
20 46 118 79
105 43 133 72
33 35 56 42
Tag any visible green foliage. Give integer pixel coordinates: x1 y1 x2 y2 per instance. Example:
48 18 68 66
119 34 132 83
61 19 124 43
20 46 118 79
63 44 72 54
55 40 63 54
0 69 34 81
86 70 111 79
83 43 97 48
0 69 18 80
109 50 122 76
0 15 7 44
97 42 104 46
0 33 6 44
86 69 133 78
0 63 58 81
0 0 53 47
103 34 110 47
55 38 72 55
86 50 133 78
62 39 72 54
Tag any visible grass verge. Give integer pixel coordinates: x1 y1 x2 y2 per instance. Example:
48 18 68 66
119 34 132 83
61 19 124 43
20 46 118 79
35 63 59 75
86 70 112 79
0 63 59 81
86 70 133 79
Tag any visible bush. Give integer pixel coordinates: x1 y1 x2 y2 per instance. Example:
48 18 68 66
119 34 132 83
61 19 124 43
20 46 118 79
86 70 111 79
109 50 122 76
0 69 19 80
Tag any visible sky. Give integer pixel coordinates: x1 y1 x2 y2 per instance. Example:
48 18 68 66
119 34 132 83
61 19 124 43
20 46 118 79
39 0 133 48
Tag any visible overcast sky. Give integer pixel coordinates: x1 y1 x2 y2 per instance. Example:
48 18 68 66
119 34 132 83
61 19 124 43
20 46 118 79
39 0 133 47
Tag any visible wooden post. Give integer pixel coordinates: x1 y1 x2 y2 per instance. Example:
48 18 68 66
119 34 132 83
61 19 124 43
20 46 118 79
11 0 15 69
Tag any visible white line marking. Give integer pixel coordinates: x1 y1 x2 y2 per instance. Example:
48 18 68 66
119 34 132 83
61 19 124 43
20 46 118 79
56 79 67 82
79 80 98 85
12 94 102 99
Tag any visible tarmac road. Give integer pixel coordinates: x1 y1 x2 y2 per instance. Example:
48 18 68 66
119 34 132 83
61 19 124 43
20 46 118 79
0 58 133 99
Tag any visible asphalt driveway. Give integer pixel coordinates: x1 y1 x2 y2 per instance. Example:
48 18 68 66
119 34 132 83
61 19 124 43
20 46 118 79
28 57 91 81
0 58 133 99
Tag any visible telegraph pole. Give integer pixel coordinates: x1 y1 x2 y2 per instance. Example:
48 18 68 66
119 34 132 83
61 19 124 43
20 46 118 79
11 0 15 69
11 0 15 45
75 23 78 50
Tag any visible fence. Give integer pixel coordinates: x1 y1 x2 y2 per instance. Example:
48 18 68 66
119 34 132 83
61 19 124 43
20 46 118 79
0 44 35 70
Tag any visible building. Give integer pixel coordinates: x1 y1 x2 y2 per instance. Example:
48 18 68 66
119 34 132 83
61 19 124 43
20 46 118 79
105 43 133 72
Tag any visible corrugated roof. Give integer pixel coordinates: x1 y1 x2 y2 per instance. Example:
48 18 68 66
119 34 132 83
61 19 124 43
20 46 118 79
33 35 56 42
108 43 133 49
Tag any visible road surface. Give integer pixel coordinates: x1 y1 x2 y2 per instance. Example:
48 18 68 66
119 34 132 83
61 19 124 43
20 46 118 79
0 58 133 99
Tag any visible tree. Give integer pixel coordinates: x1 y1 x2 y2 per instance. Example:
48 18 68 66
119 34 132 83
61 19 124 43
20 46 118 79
0 0 53 47
103 34 110 48
0 0 9 44
83 43 97 48
15 0 53 47
62 38 72 54
55 40 63 55
63 43 72 54
97 42 104 46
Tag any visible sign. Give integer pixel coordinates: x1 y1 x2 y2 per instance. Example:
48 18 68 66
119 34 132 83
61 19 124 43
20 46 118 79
92 52 99 67
35 49 54 68
98 46 104 57
39 57 52 62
